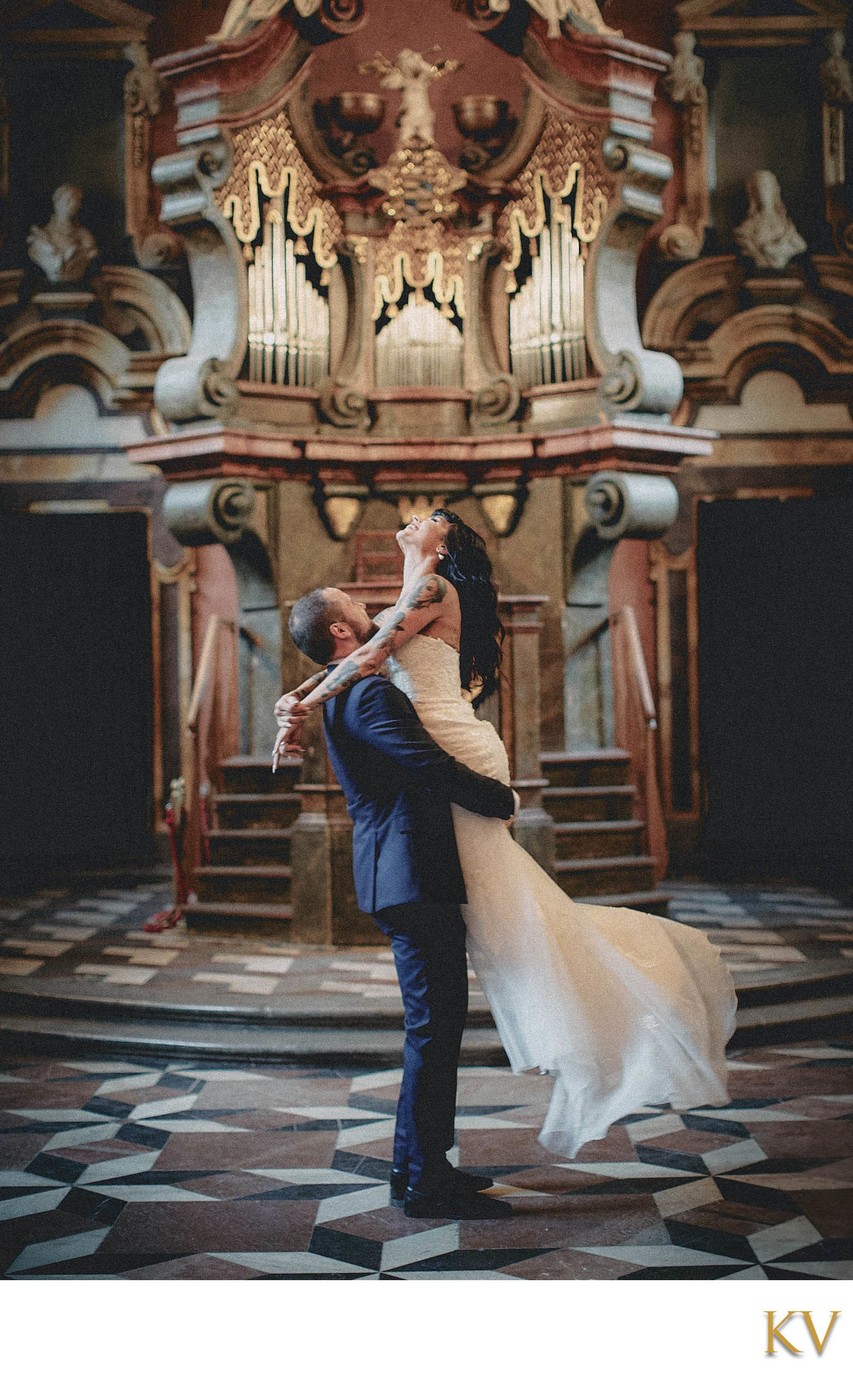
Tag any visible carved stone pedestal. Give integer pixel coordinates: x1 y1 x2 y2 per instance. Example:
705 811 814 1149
499 595 555 876
289 772 376 946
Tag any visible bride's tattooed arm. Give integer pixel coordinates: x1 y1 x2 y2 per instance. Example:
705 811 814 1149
272 575 449 769
299 574 448 708
281 574 446 726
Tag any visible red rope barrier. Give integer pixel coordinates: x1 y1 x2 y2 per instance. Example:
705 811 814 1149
144 801 188 933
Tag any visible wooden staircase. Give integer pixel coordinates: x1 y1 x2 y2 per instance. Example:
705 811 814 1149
183 748 668 935
541 749 670 914
182 755 299 934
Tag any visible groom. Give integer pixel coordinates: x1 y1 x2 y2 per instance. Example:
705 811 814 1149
281 587 515 1220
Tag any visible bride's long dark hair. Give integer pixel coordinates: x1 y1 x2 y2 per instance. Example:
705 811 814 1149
432 509 504 708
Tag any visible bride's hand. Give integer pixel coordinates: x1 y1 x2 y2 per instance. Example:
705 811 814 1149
274 690 302 726
271 700 308 770
272 722 302 771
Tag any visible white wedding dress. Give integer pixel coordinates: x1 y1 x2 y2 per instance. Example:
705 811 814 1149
386 634 738 1159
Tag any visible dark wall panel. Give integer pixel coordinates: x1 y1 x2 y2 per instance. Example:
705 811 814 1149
0 511 154 876
697 494 853 878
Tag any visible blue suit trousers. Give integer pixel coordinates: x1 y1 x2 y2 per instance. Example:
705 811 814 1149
374 903 468 1192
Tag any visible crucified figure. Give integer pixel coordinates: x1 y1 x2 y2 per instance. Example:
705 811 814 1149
359 49 461 147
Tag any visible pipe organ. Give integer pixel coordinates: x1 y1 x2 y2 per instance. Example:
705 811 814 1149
245 199 330 387
374 297 464 389
509 209 587 389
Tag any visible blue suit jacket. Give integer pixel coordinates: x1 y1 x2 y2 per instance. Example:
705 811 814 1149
322 674 514 916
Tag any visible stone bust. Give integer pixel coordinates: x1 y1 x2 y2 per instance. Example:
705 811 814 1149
733 171 806 271
27 184 99 284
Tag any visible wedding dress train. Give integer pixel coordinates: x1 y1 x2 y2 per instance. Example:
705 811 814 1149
386 635 738 1159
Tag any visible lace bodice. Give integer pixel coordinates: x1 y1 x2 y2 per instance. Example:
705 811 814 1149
385 635 510 784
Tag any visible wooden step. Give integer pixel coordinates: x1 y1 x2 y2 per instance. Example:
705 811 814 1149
732 992 853 1047
554 854 657 896
215 792 300 830
219 754 302 795
554 819 645 859
0 1012 509 1065
182 899 296 936
206 828 292 866
541 749 632 789
195 864 292 905
2 995 850 1062
2 959 850 1028
542 785 636 822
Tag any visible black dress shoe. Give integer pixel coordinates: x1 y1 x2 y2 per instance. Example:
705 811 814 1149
403 1186 513 1221
389 1166 493 1203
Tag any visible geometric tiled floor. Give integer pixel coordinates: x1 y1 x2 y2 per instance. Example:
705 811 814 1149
0 876 851 1012
2 1042 852 1280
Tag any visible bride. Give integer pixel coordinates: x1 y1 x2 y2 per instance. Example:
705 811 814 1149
273 509 738 1158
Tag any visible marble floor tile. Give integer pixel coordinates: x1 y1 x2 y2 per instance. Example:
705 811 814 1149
2 1039 852 1280
6 1227 111 1275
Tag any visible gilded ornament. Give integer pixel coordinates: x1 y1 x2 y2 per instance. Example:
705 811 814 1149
496 111 611 277
368 139 467 224
215 110 342 269
372 221 473 321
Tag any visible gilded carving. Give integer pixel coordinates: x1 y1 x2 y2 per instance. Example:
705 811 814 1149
215 109 342 270
496 111 612 282
373 221 471 321
368 140 467 225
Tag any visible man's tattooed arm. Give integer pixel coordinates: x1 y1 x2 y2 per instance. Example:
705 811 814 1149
294 574 449 711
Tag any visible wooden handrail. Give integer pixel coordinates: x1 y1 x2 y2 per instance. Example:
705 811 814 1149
610 603 667 879
564 612 610 660
614 605 657 729
187 614 235 733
